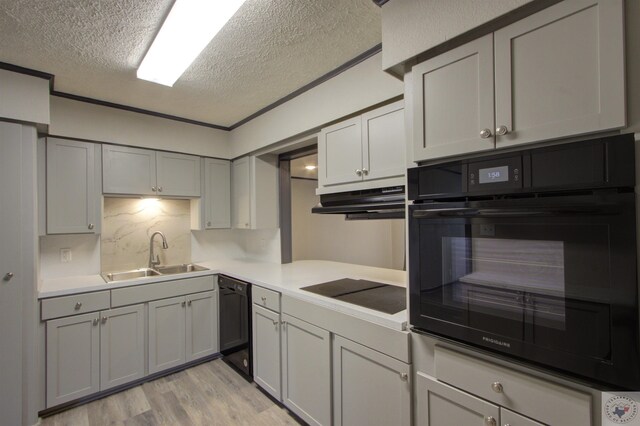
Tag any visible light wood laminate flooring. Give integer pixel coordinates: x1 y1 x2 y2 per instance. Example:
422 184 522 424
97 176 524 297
41 359 299 426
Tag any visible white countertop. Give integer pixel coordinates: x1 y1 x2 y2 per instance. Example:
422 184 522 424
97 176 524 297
39 260 408 330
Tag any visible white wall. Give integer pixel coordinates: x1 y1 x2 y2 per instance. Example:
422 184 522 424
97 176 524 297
291 178 404 270
229 52 403 158
0 69 50 125
49 96 230 158
39 234 101 280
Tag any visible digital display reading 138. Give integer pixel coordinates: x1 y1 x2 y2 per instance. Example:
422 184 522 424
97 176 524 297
478 166 509 184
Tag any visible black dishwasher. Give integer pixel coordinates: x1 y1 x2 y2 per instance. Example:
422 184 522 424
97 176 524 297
218 275 252 378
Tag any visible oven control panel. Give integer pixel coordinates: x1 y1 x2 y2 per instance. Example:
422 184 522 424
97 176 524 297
468 156 523 192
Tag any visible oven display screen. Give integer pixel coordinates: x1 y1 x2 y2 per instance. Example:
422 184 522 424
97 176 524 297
479 166 509 184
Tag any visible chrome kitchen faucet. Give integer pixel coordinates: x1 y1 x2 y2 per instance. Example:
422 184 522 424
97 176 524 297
148 231 169 269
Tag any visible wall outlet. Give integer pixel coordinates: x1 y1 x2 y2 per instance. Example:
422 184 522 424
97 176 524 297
60 248 72 263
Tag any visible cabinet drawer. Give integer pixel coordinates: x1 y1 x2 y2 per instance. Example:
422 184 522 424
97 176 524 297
435 347 591 426
253 285 280 312
111 275 215 307
41 291 110 320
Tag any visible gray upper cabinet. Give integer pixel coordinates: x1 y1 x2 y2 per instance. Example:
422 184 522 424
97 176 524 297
99 304 145 391
103 145 201 197
332 335 411 426
232 156 251 229
412 35 495 161
102 145 156 196
46 138 101 234
197 158 231 229
156 151 201 197
231 155 278 230
318 100 405 190
281 313 331 426
319 116 363 186
412 0 625 162
493 0 625 148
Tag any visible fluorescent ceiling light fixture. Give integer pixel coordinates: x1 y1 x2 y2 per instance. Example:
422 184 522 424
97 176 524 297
137 0 246 87
305 165 317 170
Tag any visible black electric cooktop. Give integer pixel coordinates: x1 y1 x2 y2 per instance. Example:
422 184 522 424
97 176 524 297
301 278 406 315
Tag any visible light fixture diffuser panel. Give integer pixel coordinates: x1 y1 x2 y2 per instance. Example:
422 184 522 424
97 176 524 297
137 0 246 87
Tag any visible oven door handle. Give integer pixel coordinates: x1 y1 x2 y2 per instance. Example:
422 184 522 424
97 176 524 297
412 206 609 219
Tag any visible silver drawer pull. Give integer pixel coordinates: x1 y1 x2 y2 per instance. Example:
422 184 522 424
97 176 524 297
496 125 509 136
355 169 363 176
188 300 192 306
88 223 94 230
261 296 267 303
74 302 82 310
4 272 14 281
152 186 157 192
273 320 279 326
207 221 211 227
400 372 408 381
491 382 503 393
485 416 496 426
101 316 108 324
92 318 99 326
480 128 492 139
181 301 186 307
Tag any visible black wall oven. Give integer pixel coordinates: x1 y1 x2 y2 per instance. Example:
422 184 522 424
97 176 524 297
408 134 640 389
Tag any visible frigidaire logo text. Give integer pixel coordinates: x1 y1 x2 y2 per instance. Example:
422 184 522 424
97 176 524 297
482 336 511 348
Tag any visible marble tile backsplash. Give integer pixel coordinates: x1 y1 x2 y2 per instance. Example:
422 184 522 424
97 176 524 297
101 198 191 273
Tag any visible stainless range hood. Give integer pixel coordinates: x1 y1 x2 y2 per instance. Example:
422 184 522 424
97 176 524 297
311 186 405 220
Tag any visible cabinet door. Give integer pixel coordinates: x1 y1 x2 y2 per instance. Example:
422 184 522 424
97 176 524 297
362 100 405 181
281 313 331 426
102 145 156 195
203 158 231 229
319 116 363 186
156 151 201 197
46 312 100 407
0 122 24 424
148 296 186 374
47 138 96 234
412 34 495 161
100 304 145 391
501 408 545 426
186 291 219 362
232 156 251 229
494 0 625 148
416 372 500 426
252 305 281 401
332 335 411 426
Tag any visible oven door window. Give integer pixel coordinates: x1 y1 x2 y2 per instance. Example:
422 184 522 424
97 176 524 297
416 211 614 360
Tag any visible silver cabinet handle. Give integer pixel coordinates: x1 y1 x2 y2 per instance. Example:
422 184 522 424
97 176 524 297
485 416 496 426
496 125 509 136
207 221 211 227
504 424 512 426
261 296 267 303
3 272 14 281
362 168 369 176
187 300 192 306
101 316 108 324
93 318 99 326
158 186 163 192
181 301 186 307
152 186 157 192
281 320 287 326
480 128 492 139
491 382 503 393
355 169 363 176
88 223 94 230
272 320 279 326
400 372 408 381
74 302 82 310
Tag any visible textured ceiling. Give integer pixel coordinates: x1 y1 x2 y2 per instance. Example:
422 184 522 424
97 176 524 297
0 0 382 127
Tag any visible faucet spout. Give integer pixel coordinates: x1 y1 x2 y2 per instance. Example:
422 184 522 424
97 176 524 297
149 231 169 269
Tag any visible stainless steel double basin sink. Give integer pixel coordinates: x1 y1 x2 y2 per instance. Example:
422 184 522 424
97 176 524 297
101 263 208 283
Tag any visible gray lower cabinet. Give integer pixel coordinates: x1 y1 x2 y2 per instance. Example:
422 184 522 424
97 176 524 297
252 304 281 400
332 335 411 426
148 296 187 374
149 291 218 374
99 304 145 391
501 409 545 426
417 372 500 426
46 312 101 407
281 313 331 426
186 291 219 362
